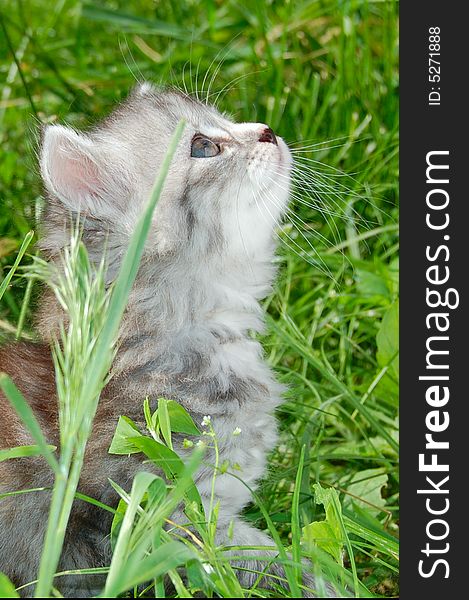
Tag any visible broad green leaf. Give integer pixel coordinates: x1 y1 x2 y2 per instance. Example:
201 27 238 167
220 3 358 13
166 399 200 436
356 268 390 299
108 416 143 455
0 573 19 598
149 398 200 446
130 436 183 477
0 444 56 463
302 484 345 565
304 521 342 565
343 468 388 518
129 436 202 507
186 559 210 590
157 398 173 450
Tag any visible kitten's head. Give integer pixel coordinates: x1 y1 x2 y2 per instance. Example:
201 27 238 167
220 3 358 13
39 83 292 269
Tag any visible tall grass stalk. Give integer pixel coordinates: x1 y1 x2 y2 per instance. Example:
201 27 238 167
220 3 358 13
32 232 110 597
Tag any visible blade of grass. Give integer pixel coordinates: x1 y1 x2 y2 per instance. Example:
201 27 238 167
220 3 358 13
331 492 360 597
343 514 399 560
0 230 34 302
0 375 59 473
15 271 35 339
291 445 305 587
0 444 56 463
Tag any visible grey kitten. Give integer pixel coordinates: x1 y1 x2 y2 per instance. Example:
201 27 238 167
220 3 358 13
0 84 327 597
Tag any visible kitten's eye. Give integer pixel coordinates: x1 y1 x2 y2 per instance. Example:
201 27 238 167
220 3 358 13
191 135 220 158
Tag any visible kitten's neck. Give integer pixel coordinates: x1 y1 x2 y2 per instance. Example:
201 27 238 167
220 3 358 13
118 247 275 354
110 246 280 409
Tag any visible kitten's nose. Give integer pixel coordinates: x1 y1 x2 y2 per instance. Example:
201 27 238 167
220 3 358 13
258 127 277 145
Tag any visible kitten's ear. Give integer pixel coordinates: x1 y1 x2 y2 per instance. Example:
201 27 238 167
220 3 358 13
40 124 129 215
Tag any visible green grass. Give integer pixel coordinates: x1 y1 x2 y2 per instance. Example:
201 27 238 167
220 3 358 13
0 0 399 597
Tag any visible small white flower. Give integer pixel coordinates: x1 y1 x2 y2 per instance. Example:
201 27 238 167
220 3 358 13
232 427 242 436
196 440 206 448
201 415 211 427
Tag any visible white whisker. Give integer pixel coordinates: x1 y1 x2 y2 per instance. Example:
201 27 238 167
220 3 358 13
204 35 243 106
118 35 144 84
257 177 336 280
